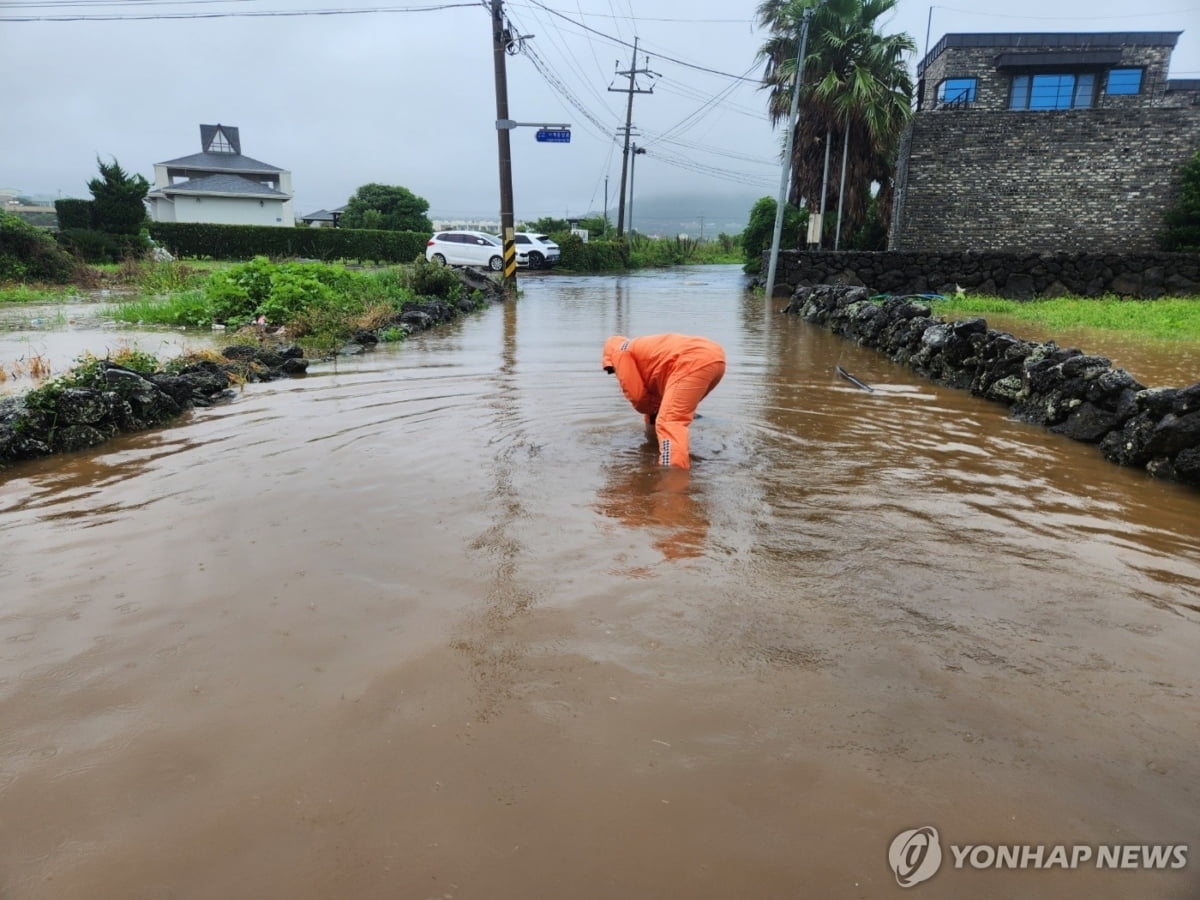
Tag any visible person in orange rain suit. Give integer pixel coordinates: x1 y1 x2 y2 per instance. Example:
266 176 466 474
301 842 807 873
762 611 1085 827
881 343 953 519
602 333 726 469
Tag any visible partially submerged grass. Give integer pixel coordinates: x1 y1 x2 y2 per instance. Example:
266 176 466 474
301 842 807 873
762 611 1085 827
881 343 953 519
928 295 1200 342
103 291 214 328
0 285 83 304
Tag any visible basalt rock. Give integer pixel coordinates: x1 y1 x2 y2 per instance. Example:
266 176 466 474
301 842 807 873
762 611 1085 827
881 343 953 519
782 282 1200 489
0 348 301 469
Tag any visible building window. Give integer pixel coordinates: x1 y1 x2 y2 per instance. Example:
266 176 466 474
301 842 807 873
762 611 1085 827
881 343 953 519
1105 68 1142 95
1010 73 1095 110
937 77 977 107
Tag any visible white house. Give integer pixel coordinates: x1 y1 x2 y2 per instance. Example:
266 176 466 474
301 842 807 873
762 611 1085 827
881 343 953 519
145 124 295 227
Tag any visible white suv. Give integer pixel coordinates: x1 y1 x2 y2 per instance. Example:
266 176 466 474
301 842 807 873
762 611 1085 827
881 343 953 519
426 231 504 271
514 232 560 269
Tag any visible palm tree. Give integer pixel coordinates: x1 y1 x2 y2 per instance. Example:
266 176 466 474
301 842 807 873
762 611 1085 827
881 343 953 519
757 0 915 246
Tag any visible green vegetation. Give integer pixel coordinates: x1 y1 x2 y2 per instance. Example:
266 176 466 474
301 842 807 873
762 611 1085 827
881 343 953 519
1160 150 1200 252
104 291 215 327
0 212 77 283
0 284 80 305
100 255 475 356
24 345 164 413
757 0 915 245
741 196 806 274
340 183 433 233
89 157 151 236
928 295 1200 341
148 221 428 264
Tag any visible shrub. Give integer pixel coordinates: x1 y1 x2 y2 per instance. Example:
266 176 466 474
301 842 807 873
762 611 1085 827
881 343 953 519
54 198 94 230
56 228 145 264
0 212 75 283
404 255 463 300
556 235 629 271
1160 150 1200 253
741 196 806 274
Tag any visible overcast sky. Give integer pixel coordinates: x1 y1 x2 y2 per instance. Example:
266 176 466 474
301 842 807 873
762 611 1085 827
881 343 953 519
2 0 1197 225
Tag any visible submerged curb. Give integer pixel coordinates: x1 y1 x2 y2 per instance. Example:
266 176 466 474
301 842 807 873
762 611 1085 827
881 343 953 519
783 283 1200 489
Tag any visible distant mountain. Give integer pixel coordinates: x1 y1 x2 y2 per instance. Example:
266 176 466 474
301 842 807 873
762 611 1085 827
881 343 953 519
603 190 763 237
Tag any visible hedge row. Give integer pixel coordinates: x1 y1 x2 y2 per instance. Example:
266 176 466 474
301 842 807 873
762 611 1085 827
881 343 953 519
556 234 629 271
148 223 429 264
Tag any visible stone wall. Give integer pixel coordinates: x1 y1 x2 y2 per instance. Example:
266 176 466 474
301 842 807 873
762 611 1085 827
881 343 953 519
890 107 1200 254
782 283 1200 488
767 249 1200 299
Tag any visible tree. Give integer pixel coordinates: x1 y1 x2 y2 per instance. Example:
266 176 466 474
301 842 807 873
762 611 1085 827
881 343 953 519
741 196 806 274
1160 151 1200 252
756 0 915 245
340 184 433 232
88 157 150 235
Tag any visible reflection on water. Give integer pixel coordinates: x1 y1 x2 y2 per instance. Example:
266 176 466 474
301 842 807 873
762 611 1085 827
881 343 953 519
0 265 1198 899
595 462 711 561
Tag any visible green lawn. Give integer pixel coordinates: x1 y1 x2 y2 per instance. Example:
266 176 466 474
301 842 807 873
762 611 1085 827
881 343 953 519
928 296 1200 342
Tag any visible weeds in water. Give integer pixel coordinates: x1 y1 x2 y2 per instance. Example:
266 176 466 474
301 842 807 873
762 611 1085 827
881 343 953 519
0 285 81 304
103 290 214 328
0 353 53 382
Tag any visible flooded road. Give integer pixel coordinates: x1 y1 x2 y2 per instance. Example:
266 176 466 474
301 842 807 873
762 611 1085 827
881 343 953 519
1 265 1198 899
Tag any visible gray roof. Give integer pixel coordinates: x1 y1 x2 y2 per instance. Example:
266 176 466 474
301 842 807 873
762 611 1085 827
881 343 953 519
201 123 240 155
1167 78 1200 92
150 173 288 198
919 31 1183 76
157 151 284 173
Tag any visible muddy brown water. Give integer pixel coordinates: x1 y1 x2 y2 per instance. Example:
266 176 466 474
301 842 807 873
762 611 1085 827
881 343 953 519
1 266 1198 899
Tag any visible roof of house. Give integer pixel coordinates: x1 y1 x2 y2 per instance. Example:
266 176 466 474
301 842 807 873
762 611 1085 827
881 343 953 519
300 205 346 221
148 173 289 198
157 151 285 173
201 123 241 155
918 31 1183 77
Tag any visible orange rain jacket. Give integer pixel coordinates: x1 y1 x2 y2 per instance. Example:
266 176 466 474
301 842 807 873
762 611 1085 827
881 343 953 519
602 334 726 468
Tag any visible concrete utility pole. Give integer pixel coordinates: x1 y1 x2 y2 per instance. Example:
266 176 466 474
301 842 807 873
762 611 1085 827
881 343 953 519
628 143 647 236
490 0 517 296
764 5 815 300
610 37 656 238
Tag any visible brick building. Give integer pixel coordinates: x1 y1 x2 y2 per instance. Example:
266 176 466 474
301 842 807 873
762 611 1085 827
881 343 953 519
890 32 1200 253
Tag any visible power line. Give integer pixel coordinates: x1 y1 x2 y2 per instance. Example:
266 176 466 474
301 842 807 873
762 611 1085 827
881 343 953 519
0 2 478 21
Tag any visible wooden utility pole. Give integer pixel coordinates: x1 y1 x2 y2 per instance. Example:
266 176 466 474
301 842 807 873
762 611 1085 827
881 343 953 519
610 38 656 238
491 0 517 295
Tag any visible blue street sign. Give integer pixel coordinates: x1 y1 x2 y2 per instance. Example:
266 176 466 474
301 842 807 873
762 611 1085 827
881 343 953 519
536 129 571 143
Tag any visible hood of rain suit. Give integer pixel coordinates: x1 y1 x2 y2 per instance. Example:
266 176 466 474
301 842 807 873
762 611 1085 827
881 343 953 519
602 335 628 373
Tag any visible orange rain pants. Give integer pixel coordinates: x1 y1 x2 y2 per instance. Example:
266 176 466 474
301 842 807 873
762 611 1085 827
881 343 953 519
602 334 726 469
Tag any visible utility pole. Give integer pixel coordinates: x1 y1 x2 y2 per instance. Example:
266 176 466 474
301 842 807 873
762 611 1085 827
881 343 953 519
764 5 815 300
610 37 656 238
628 143 646 237
604 175 609 235
490 0 517 296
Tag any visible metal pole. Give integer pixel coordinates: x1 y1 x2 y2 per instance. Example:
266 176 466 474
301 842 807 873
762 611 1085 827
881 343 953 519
491 0 517 296
834 115 849 250
815 127 832 249
764 7 812 300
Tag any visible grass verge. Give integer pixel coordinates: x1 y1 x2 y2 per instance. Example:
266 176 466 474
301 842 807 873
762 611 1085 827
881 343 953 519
928 295 1200 342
